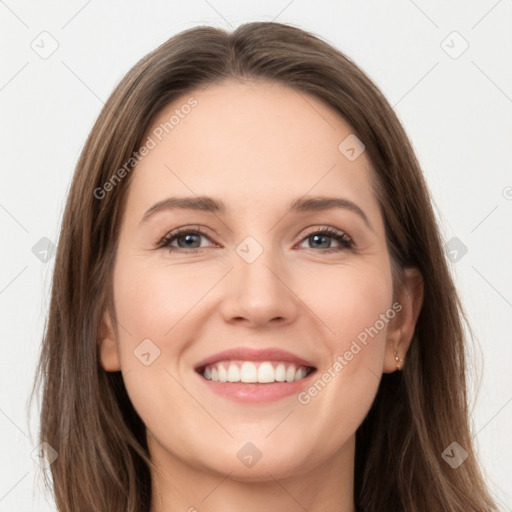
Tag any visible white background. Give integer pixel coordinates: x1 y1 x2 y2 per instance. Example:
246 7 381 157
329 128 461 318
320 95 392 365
1 1 511 510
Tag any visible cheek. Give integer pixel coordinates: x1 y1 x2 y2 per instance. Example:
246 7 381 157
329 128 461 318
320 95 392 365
293 266 393 430
112 256 209 341
113 249 394 373
298 260 393 353
110 257 202 431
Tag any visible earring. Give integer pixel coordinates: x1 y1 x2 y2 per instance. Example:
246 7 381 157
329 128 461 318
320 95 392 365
394 350 404 371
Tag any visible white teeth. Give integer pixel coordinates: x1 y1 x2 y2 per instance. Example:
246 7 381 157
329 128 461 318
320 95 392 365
218 363 228 382
201 361 312 383
240 362 258 383
257 362 275 383
295 367 307 380
227 364 240 382
275 363 286 382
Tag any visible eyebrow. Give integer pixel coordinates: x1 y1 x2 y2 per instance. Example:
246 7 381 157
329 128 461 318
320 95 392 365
140 195 373 230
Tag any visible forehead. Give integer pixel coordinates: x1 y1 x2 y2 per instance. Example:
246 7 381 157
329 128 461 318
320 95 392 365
126 79 379 224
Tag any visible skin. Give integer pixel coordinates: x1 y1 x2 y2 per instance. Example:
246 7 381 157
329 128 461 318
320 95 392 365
99 79 423 512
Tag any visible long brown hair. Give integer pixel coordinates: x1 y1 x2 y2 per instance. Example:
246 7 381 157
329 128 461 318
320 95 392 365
32 21 498 511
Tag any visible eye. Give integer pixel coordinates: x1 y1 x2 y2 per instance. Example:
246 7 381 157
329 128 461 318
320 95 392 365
158 227 215 253
157 225 354 254
296 226 354 253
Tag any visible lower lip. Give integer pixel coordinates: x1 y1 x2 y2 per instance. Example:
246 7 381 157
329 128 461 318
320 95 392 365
196 370 317 403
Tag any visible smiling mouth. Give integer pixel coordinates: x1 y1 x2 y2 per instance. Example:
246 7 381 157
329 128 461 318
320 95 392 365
196 360 316 384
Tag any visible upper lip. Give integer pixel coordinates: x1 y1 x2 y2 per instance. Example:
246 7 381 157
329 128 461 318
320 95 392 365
194 347 316 372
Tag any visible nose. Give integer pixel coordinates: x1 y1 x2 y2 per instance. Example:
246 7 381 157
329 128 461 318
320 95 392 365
218 246 299 328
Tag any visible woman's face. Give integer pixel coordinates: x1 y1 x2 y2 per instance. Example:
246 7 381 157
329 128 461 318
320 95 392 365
100 80 419 482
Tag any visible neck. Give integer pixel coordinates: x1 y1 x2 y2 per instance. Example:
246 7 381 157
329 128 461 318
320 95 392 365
148 434 356 512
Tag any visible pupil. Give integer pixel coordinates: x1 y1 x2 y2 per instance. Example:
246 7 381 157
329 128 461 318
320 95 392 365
312 234 329 249
178 234 199 248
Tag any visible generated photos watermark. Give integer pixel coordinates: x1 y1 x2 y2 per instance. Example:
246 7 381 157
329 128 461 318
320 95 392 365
297 301 402 405
93 97 198 200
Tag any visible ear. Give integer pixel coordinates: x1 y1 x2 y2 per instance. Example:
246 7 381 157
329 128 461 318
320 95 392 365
383 267 424 373
98 310 121 372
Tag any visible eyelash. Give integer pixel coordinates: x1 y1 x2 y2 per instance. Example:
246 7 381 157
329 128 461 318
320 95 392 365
157 225 354 254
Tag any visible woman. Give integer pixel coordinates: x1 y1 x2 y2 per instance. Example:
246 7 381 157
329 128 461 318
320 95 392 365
33 21 498 511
